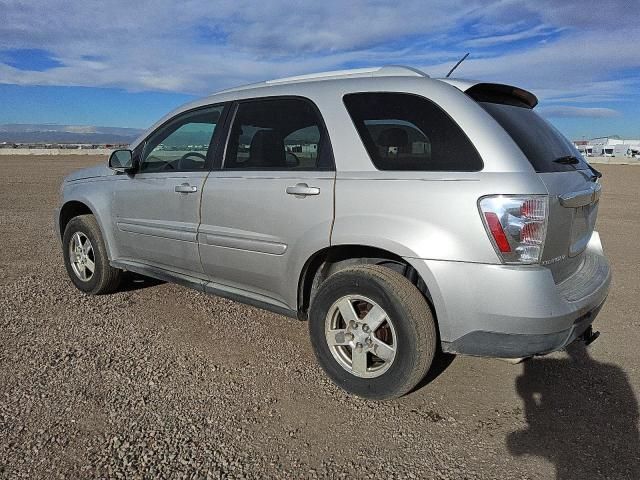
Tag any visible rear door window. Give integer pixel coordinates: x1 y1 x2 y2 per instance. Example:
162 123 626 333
479 102 589 173
343 92 483 171
223 97 332 171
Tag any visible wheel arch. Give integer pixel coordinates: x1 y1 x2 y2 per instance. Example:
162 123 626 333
297 244 438 323
58 199 115 261
58 200 94 240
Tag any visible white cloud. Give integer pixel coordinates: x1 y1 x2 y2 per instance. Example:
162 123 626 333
462 25 560 48
423 27 640 104
538 106 620 118
0 0 638 110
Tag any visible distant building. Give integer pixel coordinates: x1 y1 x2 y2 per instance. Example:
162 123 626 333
574 136 640 157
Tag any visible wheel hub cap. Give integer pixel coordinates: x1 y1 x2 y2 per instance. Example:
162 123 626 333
69 232 95 282
325 295 397 378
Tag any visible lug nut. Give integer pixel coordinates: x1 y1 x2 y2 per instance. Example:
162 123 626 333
349 320 357 329
362 324 370 333
345 332 354 342
355 343 363 352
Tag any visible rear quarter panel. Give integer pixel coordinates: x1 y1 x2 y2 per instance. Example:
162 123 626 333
332 172 547 262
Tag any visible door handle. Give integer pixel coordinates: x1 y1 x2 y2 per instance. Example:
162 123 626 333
175 183 198 194
286 183 320 196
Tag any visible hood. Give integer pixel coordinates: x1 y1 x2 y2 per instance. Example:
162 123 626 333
64 164 113 182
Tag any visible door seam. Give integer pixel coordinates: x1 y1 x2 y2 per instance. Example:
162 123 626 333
196 170 212 270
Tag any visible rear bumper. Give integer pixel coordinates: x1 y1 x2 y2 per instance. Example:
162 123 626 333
441 300 605 357
407 232 611 358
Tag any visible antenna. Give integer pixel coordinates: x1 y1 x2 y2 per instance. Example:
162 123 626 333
445 53 470 78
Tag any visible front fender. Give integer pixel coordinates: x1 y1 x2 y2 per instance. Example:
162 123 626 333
60 180 118 261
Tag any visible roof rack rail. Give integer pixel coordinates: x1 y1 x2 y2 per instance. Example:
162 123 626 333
265 65 429 84
214 65 429 95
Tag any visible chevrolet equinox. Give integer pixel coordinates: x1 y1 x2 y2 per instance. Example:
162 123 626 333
57 66 611 399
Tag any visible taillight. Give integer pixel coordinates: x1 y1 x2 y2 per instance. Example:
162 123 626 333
479 195 548 264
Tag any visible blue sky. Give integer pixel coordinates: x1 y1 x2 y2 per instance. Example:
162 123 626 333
1 0 639 140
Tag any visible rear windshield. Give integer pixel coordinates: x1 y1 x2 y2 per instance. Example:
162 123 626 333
479 102 589 173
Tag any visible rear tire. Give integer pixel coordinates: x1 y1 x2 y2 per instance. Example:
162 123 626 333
309 264 436 400
62 214 122 295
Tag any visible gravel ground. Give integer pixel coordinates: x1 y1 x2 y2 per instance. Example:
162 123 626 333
1 155 639 479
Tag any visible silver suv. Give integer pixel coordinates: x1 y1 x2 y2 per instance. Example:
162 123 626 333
57 66 611 399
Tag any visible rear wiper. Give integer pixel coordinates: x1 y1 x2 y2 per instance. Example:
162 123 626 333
553 155 580 164
553 155 601 181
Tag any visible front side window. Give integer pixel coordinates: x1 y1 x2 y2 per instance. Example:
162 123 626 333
343 92 483 171
224 98 331 170
140 106 224 173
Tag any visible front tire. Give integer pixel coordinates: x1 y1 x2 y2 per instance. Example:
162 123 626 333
62 214 122 295
309 264 437 400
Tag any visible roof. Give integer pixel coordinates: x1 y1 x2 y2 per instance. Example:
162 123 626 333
214 65 430 95
129 65 537 148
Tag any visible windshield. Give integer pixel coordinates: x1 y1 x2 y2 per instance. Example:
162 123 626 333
480 102 589 173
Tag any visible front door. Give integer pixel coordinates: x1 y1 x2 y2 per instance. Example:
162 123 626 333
198 97 335 308
112 104 227 276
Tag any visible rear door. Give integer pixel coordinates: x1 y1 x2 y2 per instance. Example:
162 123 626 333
112 104 227 276
479 101 600 282
198 97 335 309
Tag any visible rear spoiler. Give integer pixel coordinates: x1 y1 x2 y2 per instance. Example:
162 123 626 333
465 83 538 109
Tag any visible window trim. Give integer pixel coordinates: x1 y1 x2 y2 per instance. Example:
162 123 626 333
219 95 335 172
342 91 484 172
136 102 231 174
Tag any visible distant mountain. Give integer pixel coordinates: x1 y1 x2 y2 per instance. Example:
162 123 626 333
0 124 145 144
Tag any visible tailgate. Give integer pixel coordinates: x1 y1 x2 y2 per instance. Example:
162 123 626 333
538 170 600 282
467 90 602 283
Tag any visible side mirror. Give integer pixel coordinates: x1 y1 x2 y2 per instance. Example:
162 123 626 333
109 149 135 173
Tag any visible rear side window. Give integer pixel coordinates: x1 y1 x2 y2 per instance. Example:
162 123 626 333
224 97 332 170
343 92 483 171
479 102 589 173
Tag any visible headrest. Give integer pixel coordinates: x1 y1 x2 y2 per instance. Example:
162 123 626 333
377 127 409 147
249 130 286 167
